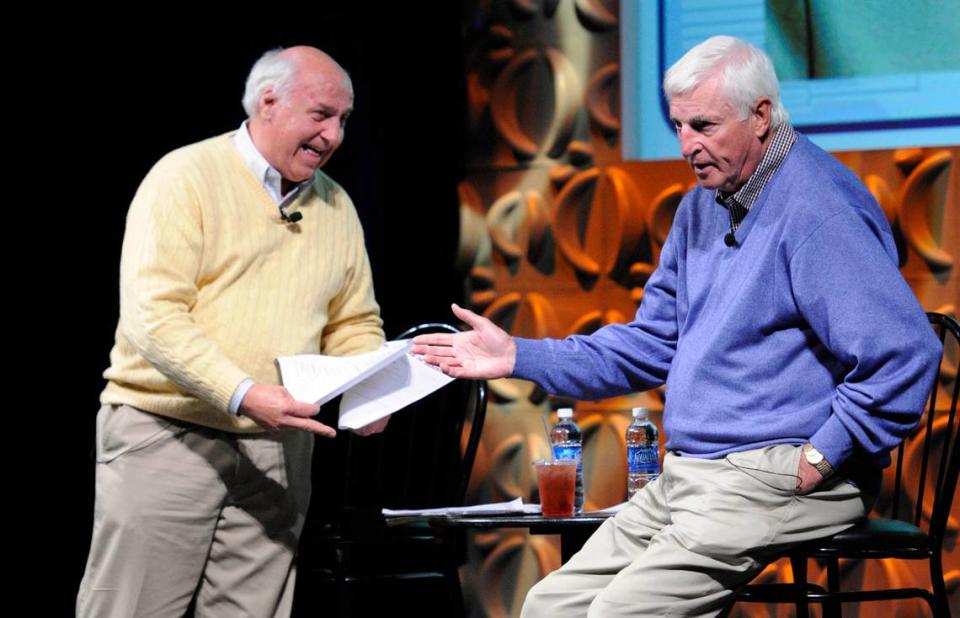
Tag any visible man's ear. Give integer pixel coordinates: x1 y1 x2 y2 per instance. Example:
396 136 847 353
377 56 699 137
752 97 772 139
258 87 278 121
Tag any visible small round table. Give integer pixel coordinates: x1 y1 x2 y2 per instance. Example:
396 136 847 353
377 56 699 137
426 513 612 562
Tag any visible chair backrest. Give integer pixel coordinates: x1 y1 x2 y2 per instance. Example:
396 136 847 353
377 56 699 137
325 323 487 514
886 312 959 547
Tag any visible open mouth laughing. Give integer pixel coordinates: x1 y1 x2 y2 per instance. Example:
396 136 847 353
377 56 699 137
302 143 326 163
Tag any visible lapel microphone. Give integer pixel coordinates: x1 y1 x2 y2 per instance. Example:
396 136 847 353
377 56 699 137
281 210 303 224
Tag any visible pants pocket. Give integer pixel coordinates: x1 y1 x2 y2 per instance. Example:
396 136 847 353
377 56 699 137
725 444 802 495
96 404 184 464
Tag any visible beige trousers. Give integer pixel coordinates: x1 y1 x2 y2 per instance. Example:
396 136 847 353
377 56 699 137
521 445 869 617
76 404 314 618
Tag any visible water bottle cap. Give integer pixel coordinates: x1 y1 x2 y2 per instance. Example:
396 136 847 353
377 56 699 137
632 407 648 419
557 408 574 419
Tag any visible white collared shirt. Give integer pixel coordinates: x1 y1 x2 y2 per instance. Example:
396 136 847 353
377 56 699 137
231 121 311 211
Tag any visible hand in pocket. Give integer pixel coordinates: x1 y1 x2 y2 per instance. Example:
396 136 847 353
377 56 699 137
795 452 825 495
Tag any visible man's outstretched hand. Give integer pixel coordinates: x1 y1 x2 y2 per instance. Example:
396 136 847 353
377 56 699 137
411 303 516 380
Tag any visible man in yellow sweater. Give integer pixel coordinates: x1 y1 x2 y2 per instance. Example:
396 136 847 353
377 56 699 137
77 47 386 617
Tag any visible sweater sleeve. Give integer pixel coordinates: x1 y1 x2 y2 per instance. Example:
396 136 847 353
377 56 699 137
511 225 680 399
320 192 385 356
789 207 942 468
117 160 250 413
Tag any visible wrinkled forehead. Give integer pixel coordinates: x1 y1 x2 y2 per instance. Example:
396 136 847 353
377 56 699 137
290 64 354 103
668 71 736 116
668 82 737 122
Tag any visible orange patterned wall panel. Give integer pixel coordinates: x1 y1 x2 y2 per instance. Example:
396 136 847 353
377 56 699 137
459 2 958 616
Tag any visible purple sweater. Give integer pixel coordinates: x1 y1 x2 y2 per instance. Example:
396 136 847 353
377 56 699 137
513 134 941 469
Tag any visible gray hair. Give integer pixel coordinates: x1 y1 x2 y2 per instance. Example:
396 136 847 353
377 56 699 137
663 36 788 128
241 48 297 117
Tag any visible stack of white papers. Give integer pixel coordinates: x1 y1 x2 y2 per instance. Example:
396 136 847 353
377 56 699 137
277 340 454 430
382 497 540 517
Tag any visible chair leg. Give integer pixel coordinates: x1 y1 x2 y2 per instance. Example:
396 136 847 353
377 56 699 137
791 555 809 618
930 553 950 617
823 558 842 618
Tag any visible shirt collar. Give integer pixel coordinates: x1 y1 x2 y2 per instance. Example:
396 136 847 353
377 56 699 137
231 122 311 207
716 123 797 212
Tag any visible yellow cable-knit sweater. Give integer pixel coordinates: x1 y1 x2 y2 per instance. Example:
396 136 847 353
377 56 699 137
101 132 384 432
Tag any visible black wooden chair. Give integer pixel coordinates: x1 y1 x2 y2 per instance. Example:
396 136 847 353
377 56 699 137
293 324 487 618
735 312 960 617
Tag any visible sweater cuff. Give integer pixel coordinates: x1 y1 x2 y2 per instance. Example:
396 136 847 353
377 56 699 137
809 413 855 469
206 364 256 414
511 337 547 381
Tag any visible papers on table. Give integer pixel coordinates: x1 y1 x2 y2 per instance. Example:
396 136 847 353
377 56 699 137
276 339 454 430
381 499 628 518
382 497 540 518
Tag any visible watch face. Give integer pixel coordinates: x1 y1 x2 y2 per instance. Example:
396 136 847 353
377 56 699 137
805 448 824 465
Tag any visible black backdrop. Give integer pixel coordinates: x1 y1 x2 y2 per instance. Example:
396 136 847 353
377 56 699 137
45 7 467 613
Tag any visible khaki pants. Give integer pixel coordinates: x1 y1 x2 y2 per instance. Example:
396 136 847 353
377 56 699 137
76 404 314 618
521 445 869 617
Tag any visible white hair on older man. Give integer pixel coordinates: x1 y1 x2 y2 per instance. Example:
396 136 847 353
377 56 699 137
241 48 298 117
663 35 788 128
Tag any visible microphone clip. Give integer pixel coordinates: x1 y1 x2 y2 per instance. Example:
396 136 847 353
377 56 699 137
280 210 303 224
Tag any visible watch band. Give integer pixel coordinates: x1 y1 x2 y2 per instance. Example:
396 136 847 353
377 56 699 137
803 444 834 477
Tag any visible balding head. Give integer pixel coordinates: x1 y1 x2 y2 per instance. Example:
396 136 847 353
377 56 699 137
242 46 351 118
245 46 355 187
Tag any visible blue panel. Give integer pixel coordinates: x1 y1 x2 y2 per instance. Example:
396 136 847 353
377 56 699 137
622 0 960 161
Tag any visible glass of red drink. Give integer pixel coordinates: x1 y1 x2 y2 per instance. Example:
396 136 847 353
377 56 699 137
533 459 577 517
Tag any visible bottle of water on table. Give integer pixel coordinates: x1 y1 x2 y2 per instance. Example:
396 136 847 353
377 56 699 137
626 406 659 499
550 408 583 513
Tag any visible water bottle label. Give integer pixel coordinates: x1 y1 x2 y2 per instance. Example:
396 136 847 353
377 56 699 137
627 446 660 474
553 445 582 466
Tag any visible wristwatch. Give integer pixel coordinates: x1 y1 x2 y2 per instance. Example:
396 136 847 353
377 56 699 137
803 444 833 478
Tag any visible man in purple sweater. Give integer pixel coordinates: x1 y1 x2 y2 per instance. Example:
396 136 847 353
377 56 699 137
413 36 942 617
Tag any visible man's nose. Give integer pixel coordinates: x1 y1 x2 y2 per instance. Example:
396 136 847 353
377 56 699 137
321 119 343 146
678 127 699 159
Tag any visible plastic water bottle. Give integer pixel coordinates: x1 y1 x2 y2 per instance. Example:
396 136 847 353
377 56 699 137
550 408 583 513
626 407 660 499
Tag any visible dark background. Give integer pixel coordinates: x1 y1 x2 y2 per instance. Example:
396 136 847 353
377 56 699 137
42 8 467 613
